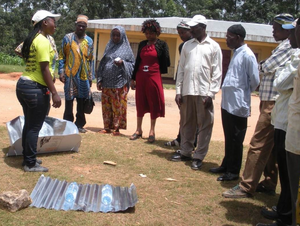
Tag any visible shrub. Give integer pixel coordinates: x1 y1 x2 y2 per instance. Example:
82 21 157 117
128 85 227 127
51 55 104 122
0 52 25 66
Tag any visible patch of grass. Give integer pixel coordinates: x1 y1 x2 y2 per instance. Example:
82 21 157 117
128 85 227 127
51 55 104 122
0 65 25 73
0 126 278 225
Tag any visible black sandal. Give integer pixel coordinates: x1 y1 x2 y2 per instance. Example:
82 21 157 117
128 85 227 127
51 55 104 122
130 133 142 140
148 135 155 143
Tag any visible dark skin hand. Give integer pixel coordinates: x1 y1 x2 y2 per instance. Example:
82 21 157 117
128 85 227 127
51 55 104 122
40 61 61 108
59 73 65 83
89 78 92 88
97 82 102 91
175 94 212 109
130 80 136 90
203 96 212 109
175 94 182 109
114 59 123 67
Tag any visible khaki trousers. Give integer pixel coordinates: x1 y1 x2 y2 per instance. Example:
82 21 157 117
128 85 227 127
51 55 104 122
180 95 214 160
240 101 278 194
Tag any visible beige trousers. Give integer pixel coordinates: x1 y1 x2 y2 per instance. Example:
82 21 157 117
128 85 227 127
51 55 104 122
240 101 278 194
180 95 214 160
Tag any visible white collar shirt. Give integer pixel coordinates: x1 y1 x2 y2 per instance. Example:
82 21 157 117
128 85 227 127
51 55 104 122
272 49 300 131
285 51 300 155
176 35 223 99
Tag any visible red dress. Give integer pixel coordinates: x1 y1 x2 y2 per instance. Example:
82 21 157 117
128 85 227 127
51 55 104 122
135 44 165 119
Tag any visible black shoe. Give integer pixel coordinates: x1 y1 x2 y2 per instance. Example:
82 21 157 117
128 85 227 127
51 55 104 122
171 153 192 162
256 183 276 196
191 159 203 170
217 172 239 181
261 206 278 220
22 159 42 166
209 166 226 174
78 127 87 133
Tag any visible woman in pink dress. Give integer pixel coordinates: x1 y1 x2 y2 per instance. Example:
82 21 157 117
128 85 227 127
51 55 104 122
130 19 170 143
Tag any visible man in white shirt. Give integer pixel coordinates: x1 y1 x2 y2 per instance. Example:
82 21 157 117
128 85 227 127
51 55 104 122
214 24 260 182
285 17 300 226
255 18 300 226
171 15 223 170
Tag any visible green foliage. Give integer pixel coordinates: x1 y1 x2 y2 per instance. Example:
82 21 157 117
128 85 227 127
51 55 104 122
1 0 300 56
0 52 24 66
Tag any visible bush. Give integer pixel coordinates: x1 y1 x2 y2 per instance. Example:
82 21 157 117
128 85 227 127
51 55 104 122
0 52 24 66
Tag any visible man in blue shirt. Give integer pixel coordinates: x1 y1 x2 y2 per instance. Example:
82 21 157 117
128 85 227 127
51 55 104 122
212 24 260 181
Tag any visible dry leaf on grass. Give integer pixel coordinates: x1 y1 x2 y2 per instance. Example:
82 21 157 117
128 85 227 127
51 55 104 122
103 161 117 166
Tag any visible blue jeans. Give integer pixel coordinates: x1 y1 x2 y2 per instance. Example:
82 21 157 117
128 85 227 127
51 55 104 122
16 78 50 167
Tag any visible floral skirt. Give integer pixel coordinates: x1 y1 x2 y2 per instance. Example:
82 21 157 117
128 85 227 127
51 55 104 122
101 85 128 130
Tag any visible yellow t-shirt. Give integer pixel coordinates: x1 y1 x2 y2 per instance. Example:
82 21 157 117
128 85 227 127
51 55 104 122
23 34 55 86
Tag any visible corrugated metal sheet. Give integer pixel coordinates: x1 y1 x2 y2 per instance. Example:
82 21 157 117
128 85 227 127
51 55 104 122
30 175 138 213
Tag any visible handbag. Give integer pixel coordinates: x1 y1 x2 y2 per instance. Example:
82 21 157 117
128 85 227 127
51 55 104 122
84 91 95 114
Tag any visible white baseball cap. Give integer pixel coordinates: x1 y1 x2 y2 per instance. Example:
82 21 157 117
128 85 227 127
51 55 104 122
186 15 207 26
32 10 61 26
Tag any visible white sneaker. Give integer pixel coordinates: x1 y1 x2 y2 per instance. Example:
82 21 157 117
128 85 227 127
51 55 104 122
24 163 48 172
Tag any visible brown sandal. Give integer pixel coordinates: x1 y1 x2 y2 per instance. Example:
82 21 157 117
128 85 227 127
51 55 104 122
98 129 111 134
113 131 120 136
130 133 142 140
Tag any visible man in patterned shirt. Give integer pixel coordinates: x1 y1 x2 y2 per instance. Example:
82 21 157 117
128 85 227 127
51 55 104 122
59 15 94 133
218 14 295 198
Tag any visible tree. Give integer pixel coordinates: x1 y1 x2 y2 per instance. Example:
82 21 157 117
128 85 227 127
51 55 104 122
1 0 300 56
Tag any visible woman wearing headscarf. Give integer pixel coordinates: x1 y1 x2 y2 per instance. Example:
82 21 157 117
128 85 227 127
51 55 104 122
16 10 62 172
130 19 170 143
97 26 135 135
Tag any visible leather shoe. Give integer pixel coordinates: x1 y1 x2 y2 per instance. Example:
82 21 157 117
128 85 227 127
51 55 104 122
256 183 276 196
209 166 226 174
78 127 87 133
191 159 203 170
171 153 192 162
261 206 278 220
217 172 239 181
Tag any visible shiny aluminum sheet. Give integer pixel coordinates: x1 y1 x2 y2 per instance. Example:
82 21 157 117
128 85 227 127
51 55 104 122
6 116 81 156
30 175 138 212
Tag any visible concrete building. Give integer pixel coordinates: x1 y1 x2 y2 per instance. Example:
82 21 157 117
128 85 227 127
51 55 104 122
88 17 277 83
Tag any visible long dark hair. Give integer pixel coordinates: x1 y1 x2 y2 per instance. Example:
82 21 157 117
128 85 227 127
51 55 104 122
21 21 43 62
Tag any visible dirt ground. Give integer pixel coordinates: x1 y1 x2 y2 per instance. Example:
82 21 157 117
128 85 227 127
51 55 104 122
0 72 260 144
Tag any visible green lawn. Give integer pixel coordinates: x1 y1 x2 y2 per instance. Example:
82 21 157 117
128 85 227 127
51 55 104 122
0 125 278 226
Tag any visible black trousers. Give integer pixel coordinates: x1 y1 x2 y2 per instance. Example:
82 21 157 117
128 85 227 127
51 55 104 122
274 129 292 225
63 98 86 128
220 108 247 175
